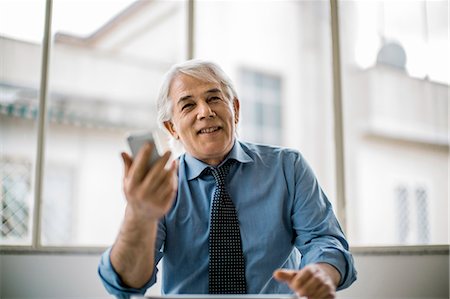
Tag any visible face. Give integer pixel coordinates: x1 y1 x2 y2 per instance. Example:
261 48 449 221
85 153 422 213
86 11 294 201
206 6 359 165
164 74 240 166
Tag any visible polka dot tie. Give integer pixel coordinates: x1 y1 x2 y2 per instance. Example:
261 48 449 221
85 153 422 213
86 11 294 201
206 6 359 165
207 160 247 294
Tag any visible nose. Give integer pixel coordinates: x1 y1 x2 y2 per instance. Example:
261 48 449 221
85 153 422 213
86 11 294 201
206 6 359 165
197 101 215 119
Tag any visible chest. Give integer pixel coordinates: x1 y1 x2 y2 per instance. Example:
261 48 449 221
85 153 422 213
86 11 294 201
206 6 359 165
164 169 295 252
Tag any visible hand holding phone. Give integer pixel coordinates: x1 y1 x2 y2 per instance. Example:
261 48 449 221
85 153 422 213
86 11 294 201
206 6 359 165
123 130 178 221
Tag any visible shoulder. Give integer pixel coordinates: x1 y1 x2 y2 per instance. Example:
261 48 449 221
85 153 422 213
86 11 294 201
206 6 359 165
238 140 303 165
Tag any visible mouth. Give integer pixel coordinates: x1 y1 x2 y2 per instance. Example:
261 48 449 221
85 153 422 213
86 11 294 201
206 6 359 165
198 126 221 135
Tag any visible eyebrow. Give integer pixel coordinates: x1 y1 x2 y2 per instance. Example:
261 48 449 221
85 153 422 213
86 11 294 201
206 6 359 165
176 88 222 105
205 88 221 94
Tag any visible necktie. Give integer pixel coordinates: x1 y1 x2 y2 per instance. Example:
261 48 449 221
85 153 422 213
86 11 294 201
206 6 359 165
208 160 247 294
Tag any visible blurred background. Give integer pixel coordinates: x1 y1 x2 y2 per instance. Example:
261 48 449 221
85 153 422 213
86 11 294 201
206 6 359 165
0 0 448 298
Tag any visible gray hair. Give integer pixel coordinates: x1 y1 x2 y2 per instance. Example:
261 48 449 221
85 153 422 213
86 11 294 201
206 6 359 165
156 59 238 128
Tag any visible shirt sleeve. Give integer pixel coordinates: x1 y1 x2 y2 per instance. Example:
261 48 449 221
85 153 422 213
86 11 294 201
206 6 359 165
97 219 166 298
291 153 357 290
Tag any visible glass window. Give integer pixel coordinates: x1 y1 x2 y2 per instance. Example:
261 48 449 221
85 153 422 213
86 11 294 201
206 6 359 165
395 185 409 244
339 0 449 246
195 0 337 207
0 0 188 248
41 163 75 245
0 158 32 245
0 0 46 246
239 69 282 145
37 0 186 246
3 0 445 251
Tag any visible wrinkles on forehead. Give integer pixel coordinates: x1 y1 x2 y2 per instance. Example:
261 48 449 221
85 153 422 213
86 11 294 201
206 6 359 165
170 71 232 100
169 74 222 102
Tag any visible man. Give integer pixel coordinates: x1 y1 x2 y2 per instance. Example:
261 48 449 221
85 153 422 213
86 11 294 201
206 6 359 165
98 60 357 299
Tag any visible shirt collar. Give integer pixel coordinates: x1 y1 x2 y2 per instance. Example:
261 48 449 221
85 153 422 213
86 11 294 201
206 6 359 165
184 139 253 181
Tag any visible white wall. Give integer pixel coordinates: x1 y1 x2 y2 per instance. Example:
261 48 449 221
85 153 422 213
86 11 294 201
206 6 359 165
340 253 449 299
1 252 448 299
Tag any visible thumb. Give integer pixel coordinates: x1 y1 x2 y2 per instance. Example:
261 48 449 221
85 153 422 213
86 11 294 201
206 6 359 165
273 269 297 283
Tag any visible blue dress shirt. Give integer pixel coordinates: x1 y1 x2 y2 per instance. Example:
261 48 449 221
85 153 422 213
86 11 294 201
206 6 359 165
98 140 357 298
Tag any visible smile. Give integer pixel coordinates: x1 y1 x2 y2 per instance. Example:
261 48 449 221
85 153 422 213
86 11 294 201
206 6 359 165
198 126 220 134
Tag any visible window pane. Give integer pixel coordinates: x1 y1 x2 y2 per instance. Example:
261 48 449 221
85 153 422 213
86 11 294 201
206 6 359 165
0 0 46 246
41 0 187 246
195 1 337 207
340 0 449 245
239 69 282 145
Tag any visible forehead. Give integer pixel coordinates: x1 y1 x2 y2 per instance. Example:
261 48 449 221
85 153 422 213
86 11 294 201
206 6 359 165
169 74 223 100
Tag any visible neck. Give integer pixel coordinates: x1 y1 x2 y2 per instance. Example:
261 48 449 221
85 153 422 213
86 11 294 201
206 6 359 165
202 157 225 167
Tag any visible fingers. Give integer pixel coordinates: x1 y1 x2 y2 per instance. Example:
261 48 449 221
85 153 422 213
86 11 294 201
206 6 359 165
121 152 132 177
291 268 316 292
273 266 336 299
298 269 322 296
128 143 155 184
273 269 296 282
122 146 179 220
146 156 177 200
153 171 178 208
315 283 334 299
141 151 173 188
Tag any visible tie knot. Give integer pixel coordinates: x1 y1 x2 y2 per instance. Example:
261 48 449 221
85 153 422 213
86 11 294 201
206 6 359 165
208 159 234 186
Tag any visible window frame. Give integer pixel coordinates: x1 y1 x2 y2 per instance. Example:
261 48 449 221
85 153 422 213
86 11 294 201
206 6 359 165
0 0 448 255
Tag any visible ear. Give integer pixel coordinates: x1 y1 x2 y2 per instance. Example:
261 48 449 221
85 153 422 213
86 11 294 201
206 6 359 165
233 98 240 124
163 121 179 139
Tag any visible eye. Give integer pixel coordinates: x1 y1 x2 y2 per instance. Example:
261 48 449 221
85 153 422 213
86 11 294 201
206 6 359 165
181 103 194 111
208 96 221 102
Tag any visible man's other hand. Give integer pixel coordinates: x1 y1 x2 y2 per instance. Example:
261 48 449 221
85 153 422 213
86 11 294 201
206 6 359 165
273 263 340 299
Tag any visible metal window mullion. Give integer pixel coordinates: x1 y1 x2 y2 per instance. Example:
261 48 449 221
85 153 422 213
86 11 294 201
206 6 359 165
32 0 53 249
330 0 347 233
187 0 195 60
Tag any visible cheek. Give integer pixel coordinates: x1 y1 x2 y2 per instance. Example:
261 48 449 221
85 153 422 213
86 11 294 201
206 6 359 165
177 118 194 138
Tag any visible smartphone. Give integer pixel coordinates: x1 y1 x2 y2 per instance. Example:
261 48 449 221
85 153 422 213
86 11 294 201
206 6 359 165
127 131 161 169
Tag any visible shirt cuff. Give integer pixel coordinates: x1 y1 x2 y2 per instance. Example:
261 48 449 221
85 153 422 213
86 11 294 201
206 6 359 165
97 247 158 298
301 246 357 291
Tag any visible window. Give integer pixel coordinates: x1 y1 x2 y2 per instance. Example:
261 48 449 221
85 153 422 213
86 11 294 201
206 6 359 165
395 185 409 244
41 164 75 245
339 0 449 246
239 69 282 145
1 0 447 251
415 186 430 244
0 158 32 245
1 0 187 248
394 184 431 245
0 0 45 246
195 0 337 207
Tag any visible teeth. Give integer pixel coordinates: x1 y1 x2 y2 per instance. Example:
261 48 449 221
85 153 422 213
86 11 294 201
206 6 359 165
200 127 219 133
